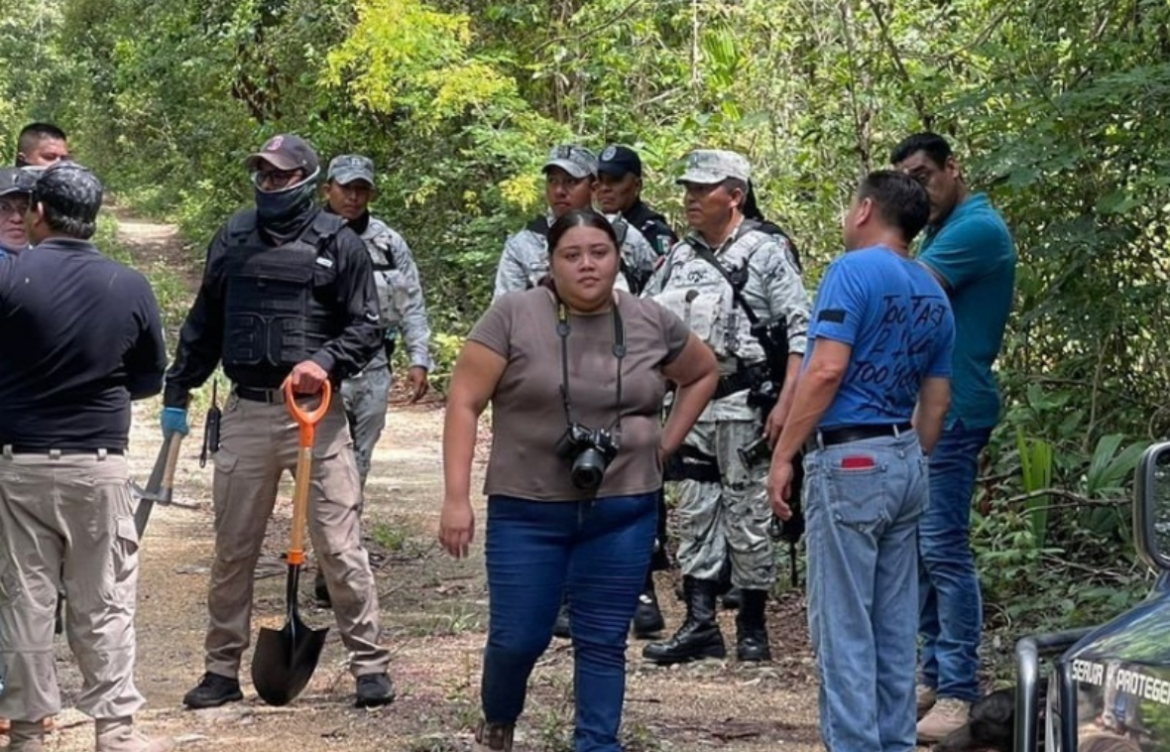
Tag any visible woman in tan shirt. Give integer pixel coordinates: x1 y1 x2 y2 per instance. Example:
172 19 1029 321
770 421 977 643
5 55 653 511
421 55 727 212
441 209 717 752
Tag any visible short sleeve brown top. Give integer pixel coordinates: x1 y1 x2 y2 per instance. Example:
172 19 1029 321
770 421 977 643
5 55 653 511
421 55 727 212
469 288 690 501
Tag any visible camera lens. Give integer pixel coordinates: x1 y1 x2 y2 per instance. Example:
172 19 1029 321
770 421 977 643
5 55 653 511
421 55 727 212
571 447 607 491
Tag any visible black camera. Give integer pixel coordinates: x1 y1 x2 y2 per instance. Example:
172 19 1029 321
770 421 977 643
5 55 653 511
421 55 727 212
555 424 619 491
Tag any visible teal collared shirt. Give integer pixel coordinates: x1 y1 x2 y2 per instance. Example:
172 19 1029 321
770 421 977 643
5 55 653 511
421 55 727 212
918 193 1016 429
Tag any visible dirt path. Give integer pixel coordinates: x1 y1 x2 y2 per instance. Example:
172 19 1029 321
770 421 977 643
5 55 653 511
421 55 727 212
33 213 824 752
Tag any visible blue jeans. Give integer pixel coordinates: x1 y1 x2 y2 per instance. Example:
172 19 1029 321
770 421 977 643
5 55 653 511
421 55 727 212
805 432 927 752
917 421 991 702
482 492 657 752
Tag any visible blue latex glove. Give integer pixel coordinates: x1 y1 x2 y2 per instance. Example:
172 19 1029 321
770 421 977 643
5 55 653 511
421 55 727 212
161 407 189 437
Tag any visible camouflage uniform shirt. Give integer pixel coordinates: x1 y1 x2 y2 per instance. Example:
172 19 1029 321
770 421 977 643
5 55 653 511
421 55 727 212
645 219 811 420
360 217 433 372
492 212 659 301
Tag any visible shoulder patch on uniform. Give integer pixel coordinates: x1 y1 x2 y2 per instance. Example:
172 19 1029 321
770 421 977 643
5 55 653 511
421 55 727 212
818 309 846 323
315 256 334 269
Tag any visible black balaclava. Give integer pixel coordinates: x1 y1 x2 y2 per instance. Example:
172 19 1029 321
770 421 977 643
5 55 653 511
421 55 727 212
256 168 321 244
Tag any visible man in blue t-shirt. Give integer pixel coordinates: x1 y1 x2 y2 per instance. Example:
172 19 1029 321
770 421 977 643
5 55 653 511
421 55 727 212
769 171 954 752
892 132 1017 741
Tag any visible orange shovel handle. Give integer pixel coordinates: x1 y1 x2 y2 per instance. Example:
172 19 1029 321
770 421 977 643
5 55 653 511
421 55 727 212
283 379 332 447
283 379 332 565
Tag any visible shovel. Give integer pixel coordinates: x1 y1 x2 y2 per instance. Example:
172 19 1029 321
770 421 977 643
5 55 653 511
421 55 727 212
251 379 332 707
132 432 187 536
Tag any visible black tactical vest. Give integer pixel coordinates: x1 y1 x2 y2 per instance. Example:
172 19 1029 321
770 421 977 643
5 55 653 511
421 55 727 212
220 209 347 387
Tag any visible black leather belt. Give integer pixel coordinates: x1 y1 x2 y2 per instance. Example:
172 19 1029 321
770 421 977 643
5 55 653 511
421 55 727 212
235 386 285 404
815 422 914 448
2 445 124 456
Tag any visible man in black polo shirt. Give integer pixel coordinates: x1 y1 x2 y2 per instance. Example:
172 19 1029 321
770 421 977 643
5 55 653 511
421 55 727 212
163 134 395 710
0 162 171 752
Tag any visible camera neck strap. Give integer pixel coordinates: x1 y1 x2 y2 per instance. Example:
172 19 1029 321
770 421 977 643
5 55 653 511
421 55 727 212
555 294 625 436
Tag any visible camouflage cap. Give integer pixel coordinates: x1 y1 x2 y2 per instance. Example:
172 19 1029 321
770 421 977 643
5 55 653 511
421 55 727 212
33 161 104 225
327 154 375 186
676 149 752 185
0 167 32 197
542 144 597 180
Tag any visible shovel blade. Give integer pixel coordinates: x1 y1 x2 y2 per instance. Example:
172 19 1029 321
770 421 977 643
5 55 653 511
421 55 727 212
250 612 329 707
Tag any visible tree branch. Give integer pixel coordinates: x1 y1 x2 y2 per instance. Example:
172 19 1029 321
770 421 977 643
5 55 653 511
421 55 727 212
531 0 642 55
863 0 932 130
838 0 872 170
1000 487 1129 512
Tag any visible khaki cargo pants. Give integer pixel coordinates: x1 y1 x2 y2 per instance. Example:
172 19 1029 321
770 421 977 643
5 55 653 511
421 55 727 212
0 448 145 722
205 391 389 678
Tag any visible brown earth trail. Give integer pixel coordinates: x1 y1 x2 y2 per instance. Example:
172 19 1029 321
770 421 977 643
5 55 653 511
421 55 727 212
22 212 826 752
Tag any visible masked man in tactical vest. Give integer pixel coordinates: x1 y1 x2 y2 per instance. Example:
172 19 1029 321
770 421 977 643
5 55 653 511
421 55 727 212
315 153 434 606
492 144 658 301
162 134 395 710
642 150 811 665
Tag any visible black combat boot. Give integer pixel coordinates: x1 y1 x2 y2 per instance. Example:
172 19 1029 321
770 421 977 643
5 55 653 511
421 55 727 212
642 576 726 665
182 673 243 709
735 589 772 662
716 559 740 610
632 571 665 638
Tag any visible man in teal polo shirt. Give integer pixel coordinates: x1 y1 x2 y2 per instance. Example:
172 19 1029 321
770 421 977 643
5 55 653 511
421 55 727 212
892 132 1016 741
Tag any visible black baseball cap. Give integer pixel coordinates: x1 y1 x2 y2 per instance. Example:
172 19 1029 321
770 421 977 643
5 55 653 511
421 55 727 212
598 145 643 178
244 134 320 175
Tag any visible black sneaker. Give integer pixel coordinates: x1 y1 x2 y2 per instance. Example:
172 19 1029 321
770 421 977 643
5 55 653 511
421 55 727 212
632 590 665 638
355 673 395 708
183 673 243 709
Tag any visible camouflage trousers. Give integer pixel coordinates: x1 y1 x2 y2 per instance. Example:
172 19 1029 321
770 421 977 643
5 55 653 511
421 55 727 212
674 418 775 590
340 362 392 491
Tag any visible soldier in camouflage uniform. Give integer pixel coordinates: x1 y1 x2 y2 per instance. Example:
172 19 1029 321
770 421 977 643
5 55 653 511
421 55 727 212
316 154 433 605
642 150 811 664
492 144 658 302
